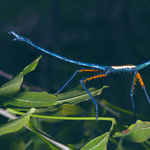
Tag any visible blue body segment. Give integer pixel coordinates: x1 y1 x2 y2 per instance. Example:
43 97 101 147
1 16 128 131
9 31 106 71
136 61 150 70
9 31 150 121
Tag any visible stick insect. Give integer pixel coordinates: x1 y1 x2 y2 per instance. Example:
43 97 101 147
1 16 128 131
9 31 150 121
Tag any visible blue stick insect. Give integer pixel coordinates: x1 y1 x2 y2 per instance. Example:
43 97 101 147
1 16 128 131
9 31 150 121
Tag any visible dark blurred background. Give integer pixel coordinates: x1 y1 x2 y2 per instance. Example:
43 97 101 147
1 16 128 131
0 0 150 149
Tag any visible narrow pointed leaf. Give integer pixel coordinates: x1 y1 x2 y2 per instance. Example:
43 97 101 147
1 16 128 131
1 92 57 107
0 56 41 97
23 55 42 75
113 120 150 143
57 86 108 105
0 72 23 97
39 86 108 112
0 108 35 136
81 132 110 150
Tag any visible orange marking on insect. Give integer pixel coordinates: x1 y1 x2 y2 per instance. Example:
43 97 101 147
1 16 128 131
136 72 145 87
133 76 137 91
83 74 107 83
133 72 145 93
79 69 102 73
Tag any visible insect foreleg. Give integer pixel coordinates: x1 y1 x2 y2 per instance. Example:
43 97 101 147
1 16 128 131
54 69 80 95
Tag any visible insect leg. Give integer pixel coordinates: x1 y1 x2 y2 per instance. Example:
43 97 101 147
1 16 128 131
80 74 107 120
80 80 98 120
54 69 103 95
54 69 80 95
143 88 150 103
136 72 150 103
130 72 137 121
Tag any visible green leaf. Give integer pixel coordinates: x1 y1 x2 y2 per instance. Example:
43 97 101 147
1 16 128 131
0 72 23 97
39 86 108 112
57 86 108 105
0 108 35 136
113 120 150 143
1 92 57 107
0 56 41 97
23 55 42 75
81 132 110 150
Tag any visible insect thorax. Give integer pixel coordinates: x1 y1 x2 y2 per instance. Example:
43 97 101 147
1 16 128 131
110 65 136 73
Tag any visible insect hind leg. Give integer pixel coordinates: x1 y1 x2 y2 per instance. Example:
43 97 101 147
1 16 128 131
130 72 150 121
143 88 150 103
136 72 150 103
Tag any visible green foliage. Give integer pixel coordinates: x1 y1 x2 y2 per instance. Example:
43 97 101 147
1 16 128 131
0 108 35 136
113 120 150 143
0 55 41 97
1 92 57 107
0 72 23 97
1 56 150 150
81 132 110 150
